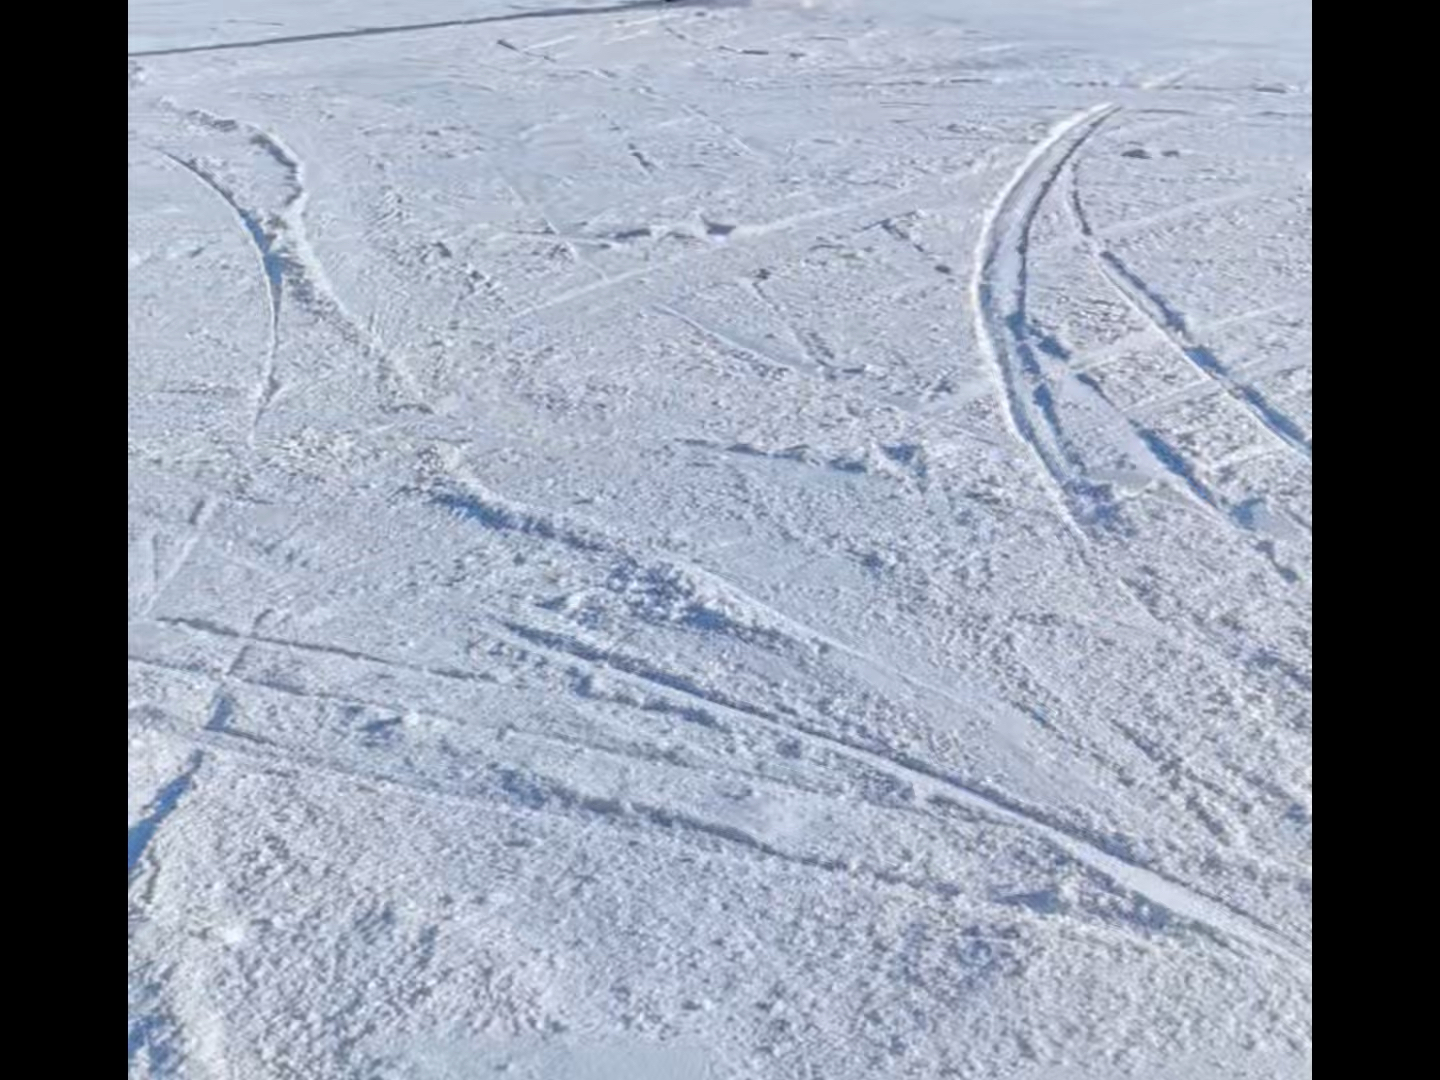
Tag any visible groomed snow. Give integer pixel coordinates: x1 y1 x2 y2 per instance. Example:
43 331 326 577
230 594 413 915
128 2 1312 1077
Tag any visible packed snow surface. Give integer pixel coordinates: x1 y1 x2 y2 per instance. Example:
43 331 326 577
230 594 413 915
128 1 1312 1077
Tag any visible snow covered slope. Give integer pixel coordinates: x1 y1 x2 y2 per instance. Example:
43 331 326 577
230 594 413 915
128 2 1312 1077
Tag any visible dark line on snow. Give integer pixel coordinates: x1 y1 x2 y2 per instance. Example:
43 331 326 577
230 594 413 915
129 0 684 58
128 753 203 878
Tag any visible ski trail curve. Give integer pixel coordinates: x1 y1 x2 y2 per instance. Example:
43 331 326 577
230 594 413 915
159 149 281 443
970 102 1250 531
971 104 1118 526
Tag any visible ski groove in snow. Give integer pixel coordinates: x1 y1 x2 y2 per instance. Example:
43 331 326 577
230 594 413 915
128 753 203 879
1068 173 1312 462
128 1 684 58
153 102 431 419
971 103 1121 526
157 152 283 442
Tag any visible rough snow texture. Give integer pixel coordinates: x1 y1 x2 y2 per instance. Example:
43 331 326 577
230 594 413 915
128 2 1312 1077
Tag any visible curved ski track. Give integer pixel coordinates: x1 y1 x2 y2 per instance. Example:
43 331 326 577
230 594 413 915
971 103 1120 527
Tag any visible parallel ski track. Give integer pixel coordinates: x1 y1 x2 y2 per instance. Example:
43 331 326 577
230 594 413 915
970 103 1120 529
